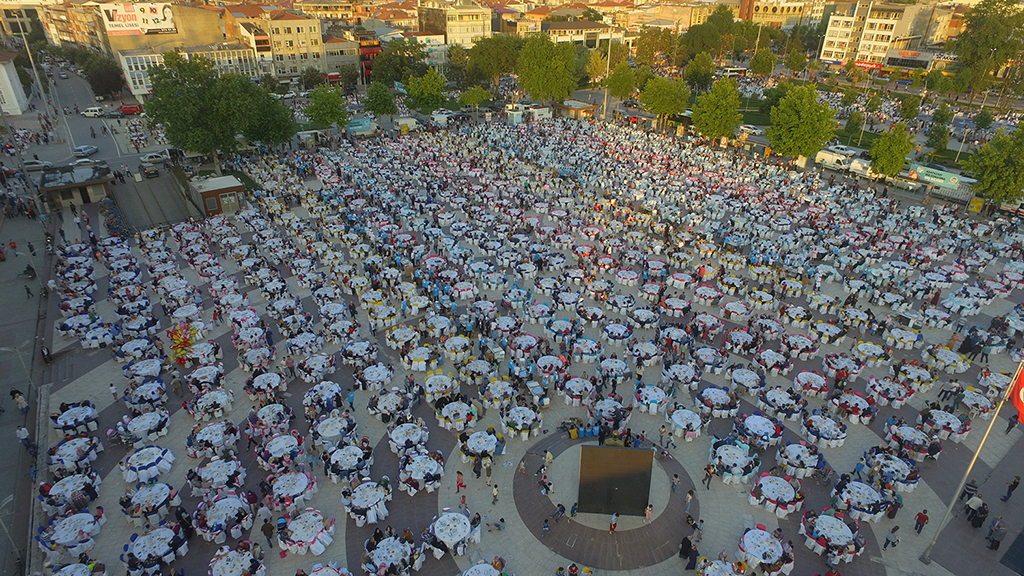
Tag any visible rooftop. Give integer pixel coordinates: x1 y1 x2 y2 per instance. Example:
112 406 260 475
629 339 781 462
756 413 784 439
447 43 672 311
38 164 114 190
191 175 245 193
0 51 17 64
270 9 311 19
543 21 612 30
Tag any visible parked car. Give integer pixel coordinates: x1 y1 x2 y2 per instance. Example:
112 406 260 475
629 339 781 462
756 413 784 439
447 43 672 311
23 159 53 171
138 164 159 178
139 153 165 165
81 107 105 118
118 103 143 114
70 158 106 167
825 144 857 157
738 124 765 136
104 109 125 118
58 72 68 79
73 145 99 157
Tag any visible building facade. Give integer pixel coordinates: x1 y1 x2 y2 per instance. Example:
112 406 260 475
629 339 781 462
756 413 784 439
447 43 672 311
0 51 27 114
418 0 491 48
119 42 263 97
819 2 924 70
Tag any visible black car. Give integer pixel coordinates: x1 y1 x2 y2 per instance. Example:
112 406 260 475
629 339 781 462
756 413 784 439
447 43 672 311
138 164 159 178
104 109 125 118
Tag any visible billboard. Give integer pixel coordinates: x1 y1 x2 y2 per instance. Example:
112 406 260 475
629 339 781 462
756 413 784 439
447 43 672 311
908 164 960 189
102 3 177 37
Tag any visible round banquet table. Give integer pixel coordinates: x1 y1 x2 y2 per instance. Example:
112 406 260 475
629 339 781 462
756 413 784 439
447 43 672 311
369 537 411 569
50 513 98 546
208 549 262 576
837 481 883 521
56 406 96 431
670 408 702 438
757 475 795 506
55 565 92 576
465 431 498 456
463 565 500 576
283 508 333 555
125 446 175 483
432 512 471 547
130 527 176 562
739 528 782 565
814 515 854 547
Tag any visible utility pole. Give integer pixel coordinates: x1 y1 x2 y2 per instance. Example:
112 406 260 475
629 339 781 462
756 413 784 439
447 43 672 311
601 28 612 121
954 127 970 163
16 10 46 107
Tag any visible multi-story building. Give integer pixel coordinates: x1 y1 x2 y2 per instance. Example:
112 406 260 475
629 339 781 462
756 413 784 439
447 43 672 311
0 50 27 114
819 1 925 70
738 0 805 29
322 33 359 79
97 3 226 59
380 30 447 68
118 41 262 97
418 0 491 48
542 21 625 48
0 5 42 38
267 10 325 78
296 0 390 25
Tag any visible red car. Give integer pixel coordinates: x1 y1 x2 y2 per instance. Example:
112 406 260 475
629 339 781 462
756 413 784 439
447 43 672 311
118 103 143 114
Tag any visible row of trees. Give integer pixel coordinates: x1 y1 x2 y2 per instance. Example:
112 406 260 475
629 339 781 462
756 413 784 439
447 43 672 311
45 44 125 97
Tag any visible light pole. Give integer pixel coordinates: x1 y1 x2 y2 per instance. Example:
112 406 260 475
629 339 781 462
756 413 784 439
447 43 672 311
601 29 612 121
955 127 970 163
921 360 1024 565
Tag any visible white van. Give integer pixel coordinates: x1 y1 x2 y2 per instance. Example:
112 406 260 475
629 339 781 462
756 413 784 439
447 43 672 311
81 106 105 117
815 150 851 171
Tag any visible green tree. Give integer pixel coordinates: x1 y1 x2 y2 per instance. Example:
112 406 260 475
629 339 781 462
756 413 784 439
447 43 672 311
82 57 125 97
692 77 741 140
844 110 864 144
840 89 857 107
581 7 604 21
446 44 469 89
259 73 279 92
749 49 775 77
766 85 836 158
869 122 915 177
407 68 447 112
732 35 748 57
147 53 293 174
634 28 660 66
517 34 577 103
458 85 491 118
606 61 635 101
964 128 1024 204
925 124 950 156
783 49 806 75
586 50 606 87
931 103 953 126
300 66 323 90
684 24 720 58
633 65 654 92
338 64 360 88
952 68 972 94
372 38 428 85
363 80 398 117
865 95 882 114
685 52 716 91
469 35 523 91
706 4 736 35
758 81 792 114
974 109 994 130
639 76 690 131
900 95 922 120
952 0 1024 94
304 87 350 128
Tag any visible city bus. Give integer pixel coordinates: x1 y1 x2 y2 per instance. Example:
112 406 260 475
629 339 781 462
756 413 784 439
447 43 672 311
719 67 748 78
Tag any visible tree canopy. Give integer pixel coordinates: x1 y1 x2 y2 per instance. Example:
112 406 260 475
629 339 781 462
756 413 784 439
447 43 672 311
684 52 716 91
749 49 775 77
303 87 349 128
606 61 635 101
964 127 1024 205
516 34 577 103
692 77 741 140
783 49 806 74
900 95 922 120
372 38 428 85
952 0 1024 93
458 85 491 113
300 66 323 90
337 64 360 88
581 7 604 21
869 122 915 177
639 76 690 130
468 35 523 89
363 80 398 117
83 56 125 97
758 81 792 115
766 85 836 158
407 68 447 112
146 52 294 173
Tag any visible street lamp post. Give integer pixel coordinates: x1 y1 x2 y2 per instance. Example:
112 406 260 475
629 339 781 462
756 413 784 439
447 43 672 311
601 29 612 121
921 360 1024 565
954 127 970 163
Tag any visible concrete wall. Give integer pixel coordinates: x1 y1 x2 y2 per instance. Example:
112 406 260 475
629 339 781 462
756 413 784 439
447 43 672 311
0 58 27 115
101 5 225 58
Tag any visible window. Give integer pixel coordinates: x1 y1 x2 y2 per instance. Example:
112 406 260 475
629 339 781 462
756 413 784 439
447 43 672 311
290 66 297 73
296 26 303 33
205 197 219 212
274 41 281 48
300 52 308 59
312 53 320 59
311 39 318 46
285 40 293 47
273 28 279 34
284 27 292 33
275 54 284 61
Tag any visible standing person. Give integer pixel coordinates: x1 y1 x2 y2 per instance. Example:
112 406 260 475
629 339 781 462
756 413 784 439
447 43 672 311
678 535 692 560
914 510 929 534
109 383 119 401
261 520 275 548
16 426 29 448
1007 417 1019 434
684 488 694 512
347 388 355 410
852 458 866 480
541 519 550 537
987 516 1005 540
672 474 681 493
15 393 28 415
456 471 465 493
569 502 578 521
1001 476 1020 502
24 285 32 299
694 520 705 543
703 464 715 489
659 424 668 447
961 479 980 500
609 513 618 535
485 464 493 486
551 503 565 522
882 526 900 550
40 346 52 365
644 503 653 523
990 524 1009 551
492 484 499 504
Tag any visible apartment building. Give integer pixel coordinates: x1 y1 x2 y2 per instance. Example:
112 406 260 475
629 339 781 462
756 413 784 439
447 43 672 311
119 42 262 97
322 33 359 77
542 21 625 47
0 50 27 114
418 0 491 48
267 10 325 78
819 1 924 70
738 0 805 29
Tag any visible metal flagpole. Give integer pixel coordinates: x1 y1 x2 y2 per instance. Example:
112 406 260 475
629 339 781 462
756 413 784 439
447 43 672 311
920 358 1024 564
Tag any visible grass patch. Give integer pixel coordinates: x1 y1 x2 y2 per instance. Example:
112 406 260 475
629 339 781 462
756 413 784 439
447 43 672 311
741 110 772 126
928 147 973 170
224 170 260 191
